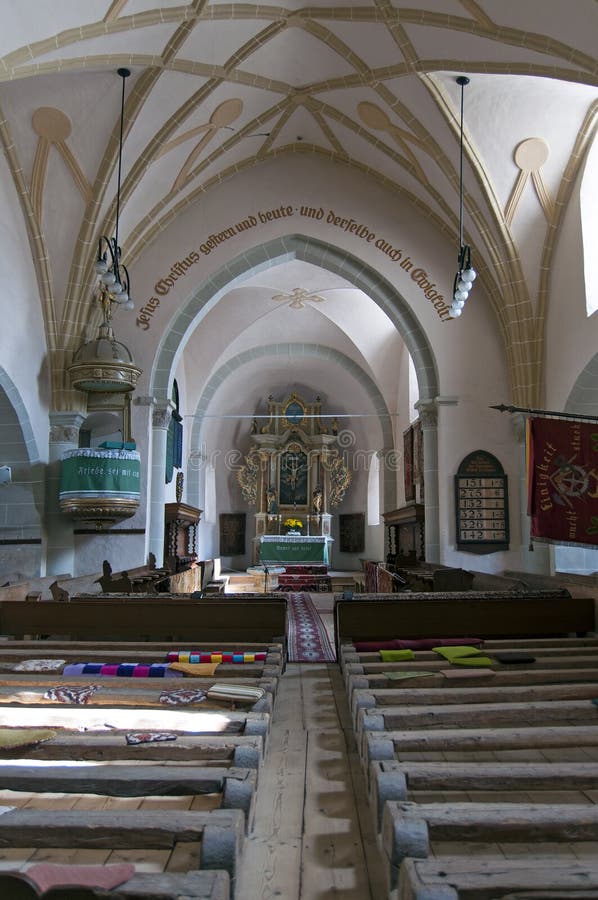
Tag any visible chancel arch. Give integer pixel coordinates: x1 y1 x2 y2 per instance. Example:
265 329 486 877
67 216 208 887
149 235 439 403
147 234 441 565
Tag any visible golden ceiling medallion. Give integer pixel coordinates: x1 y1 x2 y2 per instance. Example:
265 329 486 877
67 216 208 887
272 287 326 309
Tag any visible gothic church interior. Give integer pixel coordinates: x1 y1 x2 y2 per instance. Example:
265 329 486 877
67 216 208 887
0 2 598 897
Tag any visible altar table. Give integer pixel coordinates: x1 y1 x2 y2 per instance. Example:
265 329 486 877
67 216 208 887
257 535 333 565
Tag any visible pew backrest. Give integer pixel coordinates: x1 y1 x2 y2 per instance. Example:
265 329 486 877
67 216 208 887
0 598 288 650
333 593 596 657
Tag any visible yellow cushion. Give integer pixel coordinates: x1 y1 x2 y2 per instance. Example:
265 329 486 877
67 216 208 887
0 728 56 750
168 662 220 677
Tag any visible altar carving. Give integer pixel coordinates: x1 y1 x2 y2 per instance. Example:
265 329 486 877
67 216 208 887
236 392 351 563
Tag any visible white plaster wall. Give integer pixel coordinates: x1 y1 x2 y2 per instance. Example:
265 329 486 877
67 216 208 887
73 532 146 579
546 179 598 409
0 152 50 462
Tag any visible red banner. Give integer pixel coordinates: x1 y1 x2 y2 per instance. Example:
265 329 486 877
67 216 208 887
527 416 598 546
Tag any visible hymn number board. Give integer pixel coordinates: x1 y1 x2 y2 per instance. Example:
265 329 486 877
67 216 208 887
455 450 509 553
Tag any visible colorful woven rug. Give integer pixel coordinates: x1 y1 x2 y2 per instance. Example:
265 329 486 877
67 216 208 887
287 593 336 662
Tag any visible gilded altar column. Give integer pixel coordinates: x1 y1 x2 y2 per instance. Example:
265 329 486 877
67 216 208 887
321 448 329 514
258 450 270 514
44 412 85 575
148 399 174 566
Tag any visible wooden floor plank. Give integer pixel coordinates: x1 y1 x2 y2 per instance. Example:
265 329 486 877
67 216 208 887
301 671 373 899
235 667 305 899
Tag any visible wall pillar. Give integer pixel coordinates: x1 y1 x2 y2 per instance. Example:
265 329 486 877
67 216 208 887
148 400 174 567
416 401 440 563
43 412 85 576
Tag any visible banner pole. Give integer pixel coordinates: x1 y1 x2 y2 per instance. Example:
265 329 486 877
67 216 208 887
490 403 598 423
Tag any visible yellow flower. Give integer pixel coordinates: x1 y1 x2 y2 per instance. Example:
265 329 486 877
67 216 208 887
283 517 303 529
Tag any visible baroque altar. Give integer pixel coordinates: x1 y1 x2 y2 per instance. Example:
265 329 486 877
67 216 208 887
236 392 351 564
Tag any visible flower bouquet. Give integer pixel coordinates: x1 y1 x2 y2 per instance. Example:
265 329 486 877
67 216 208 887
283 517 303 535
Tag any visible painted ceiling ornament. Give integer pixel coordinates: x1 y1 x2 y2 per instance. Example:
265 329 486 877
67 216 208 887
357 101 428 182
30 106 92 219
165 98 244 192
505 137 554 225
272 287 326 309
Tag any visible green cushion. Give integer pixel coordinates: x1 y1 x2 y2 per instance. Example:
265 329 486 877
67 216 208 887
379 649 416 662
433 645 482 661
451 655 494 667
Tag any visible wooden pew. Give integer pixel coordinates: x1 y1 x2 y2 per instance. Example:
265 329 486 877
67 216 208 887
0 700 271 741
351 680 598 729
95 558 171 594
333 592 596 658
347 665 598 697
357 698 596 735
340 634 598 671
0 617 282 898
336 626 598 899
0 639 284 682
200 559 229 594
0 762 258 829
0 870 231 899
2 730 265 769
397 856 598 900
342 641 598 687
0 638 283 660
0 677 274 715
364 723 598 768
391 565 474 592
0 807 244 890
344 655 598 691
0 599 288 657
381 800 598 893
369 759 598 828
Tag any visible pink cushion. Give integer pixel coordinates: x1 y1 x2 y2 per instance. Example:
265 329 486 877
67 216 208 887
25 862 135 893
354 640 401 651
354 637 482 652
394 637 483 650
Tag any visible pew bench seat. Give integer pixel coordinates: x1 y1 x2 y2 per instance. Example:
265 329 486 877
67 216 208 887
397 856 598 900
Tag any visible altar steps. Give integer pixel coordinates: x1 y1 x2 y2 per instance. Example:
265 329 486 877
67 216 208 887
329 573 360 592
226 574 258 594
230 571 360 595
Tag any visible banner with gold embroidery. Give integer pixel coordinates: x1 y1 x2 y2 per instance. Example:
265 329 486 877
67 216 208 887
527 416 598 546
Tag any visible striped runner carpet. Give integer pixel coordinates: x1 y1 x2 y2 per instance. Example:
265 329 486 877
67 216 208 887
287 592 336 663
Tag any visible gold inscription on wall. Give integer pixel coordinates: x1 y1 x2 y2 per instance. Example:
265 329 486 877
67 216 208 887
136 204 451 330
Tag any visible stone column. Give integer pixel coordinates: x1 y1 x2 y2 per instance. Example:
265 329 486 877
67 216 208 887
148 399 174 566
415 401 440 563
512 412 552 574
43 412 85 576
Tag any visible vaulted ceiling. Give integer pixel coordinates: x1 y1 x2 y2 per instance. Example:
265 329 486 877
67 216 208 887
1 0 597 411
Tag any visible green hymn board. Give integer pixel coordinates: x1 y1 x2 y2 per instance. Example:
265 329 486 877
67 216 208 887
455 450 509 553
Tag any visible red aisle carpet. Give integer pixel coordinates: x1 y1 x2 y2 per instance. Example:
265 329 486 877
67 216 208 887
287 593 336 663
